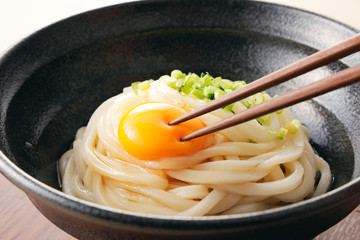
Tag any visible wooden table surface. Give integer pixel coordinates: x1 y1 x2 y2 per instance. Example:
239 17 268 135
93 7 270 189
0 173 359 240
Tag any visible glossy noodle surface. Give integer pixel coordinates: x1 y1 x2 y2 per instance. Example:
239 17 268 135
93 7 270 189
59 71 331 216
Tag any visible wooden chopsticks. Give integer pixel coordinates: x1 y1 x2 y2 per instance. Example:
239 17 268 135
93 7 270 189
168 33 360 141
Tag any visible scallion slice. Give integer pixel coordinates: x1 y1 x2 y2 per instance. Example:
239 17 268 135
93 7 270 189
159 70 298 140
171 69 186 80
276 128 288 139
252 93 265 106
257 114 272 125
132 80 151 95
286 119 301 134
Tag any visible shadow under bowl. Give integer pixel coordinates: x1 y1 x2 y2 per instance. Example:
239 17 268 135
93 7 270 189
0 0 360 239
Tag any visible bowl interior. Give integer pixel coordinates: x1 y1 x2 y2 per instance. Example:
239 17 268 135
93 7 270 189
0 0 359 208
3 27 359 191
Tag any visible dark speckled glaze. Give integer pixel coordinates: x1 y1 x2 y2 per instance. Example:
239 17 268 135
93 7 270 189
0 0 359 239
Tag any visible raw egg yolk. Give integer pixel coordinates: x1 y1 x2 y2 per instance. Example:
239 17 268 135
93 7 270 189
118 102 208 160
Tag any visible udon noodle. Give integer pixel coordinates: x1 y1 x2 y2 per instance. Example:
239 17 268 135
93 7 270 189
59 71 332 216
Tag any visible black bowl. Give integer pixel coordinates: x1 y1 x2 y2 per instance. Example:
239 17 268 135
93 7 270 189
0 0 359 239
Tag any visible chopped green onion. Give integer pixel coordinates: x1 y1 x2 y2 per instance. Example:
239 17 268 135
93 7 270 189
190 88 205 99
171 69 186 80
179 73 199 94
222 103 234 112
161 76 178 89
232 81 246 90
276 128 288 139
202 75 213 87
262 92 270 102
159 75 170 81
201 72 213 84
286 119 301 134
206 93 215 100
162 70 279 114
204 86 216 100
214 88 226 99
257 114 272 124
132 82 141 93
221 79 234 90
138 80 150 90
252 93 265 106
242 100 252 108
224 88 232 94
212 77 223 88
188 73 200 82
132 80 150 95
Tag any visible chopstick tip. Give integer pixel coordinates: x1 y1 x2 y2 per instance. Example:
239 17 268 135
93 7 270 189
179 135 191 142
168 115 188 126
168 120 177 126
